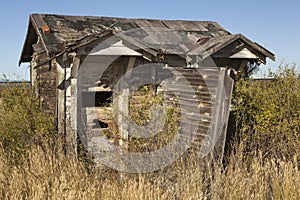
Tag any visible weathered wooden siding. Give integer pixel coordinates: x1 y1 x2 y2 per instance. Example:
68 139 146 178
76 54 234 161
31 49 57 115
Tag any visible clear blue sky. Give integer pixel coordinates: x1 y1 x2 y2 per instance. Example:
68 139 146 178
1 0 299 80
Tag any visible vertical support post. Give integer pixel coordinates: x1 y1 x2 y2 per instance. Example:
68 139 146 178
217 68 234 161
66 55 80 156
118 89 129 148
56 58 66 140
211 68 234 161
30 61 38 97
57 53 80 156
117 56 136 148
125 56 136 79
65 65 73 154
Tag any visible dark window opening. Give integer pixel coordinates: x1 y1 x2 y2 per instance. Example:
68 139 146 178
82 91 112 107
92 119 109 129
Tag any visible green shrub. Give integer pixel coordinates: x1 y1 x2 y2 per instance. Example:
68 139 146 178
0 82 56 163
231 64 300 161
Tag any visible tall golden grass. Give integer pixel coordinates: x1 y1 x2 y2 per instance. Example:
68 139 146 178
0 142 299 199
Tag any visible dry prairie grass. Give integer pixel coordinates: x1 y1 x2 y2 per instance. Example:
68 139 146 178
0 142 299 200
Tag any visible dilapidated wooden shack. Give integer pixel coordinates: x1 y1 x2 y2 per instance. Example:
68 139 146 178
19 14 274 170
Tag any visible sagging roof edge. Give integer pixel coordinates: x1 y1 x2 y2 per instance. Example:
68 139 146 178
19 14 51 66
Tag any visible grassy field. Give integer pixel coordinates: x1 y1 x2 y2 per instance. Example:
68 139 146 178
0 143 299 199
0 65 299 199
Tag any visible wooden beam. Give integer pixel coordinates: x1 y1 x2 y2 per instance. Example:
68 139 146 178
56 57 66 140
117 89 129 149
212 68 234 161
125 56 136 79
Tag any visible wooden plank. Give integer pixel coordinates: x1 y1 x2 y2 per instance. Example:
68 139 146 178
116 89 129 149
125 56 136 79
56 57 66 139
32 14 48 28
198 68 234 161
32 42 46 54
89 40 142 56
161 20 208 31
30 15 50 55
212 68 234 161
229 47 257 59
